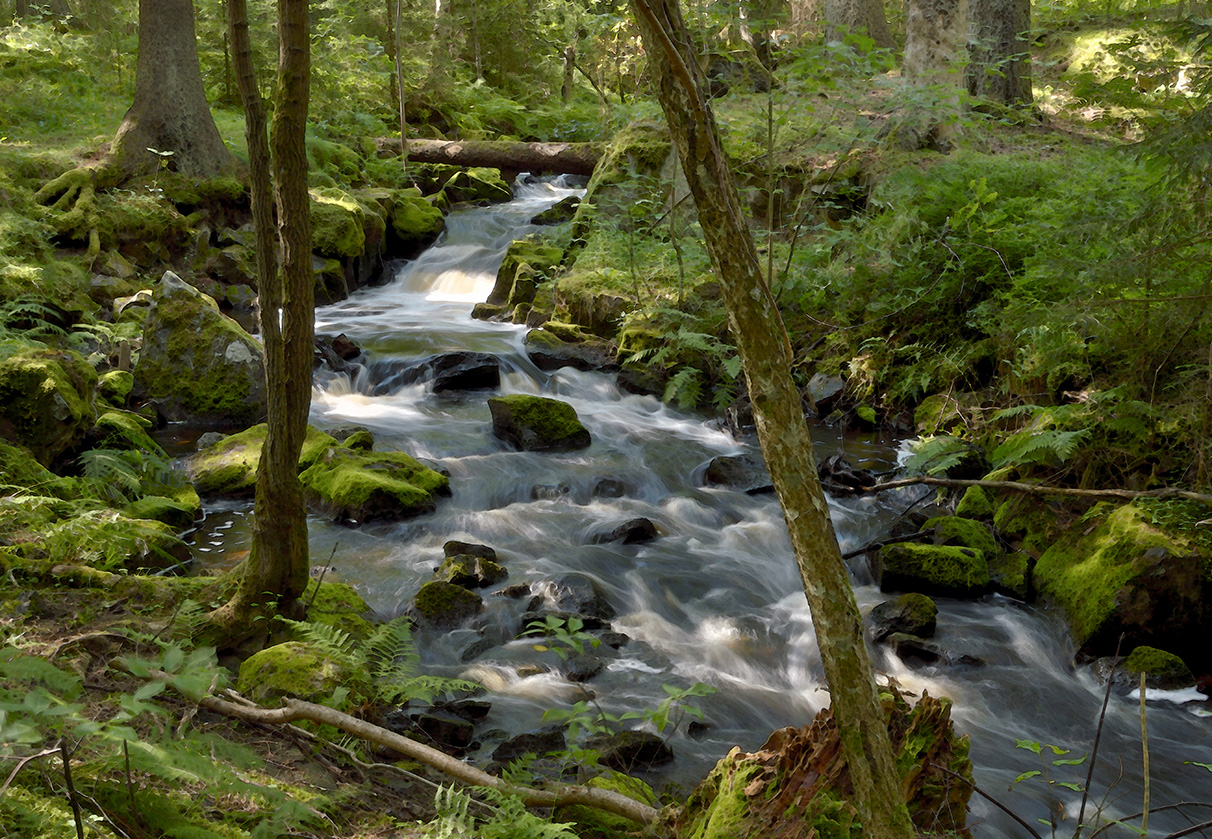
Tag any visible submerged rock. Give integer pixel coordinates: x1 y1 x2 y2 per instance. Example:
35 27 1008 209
490 728 567 765
674 690 972 839
488 394 591 452
133 271 265 426
523 327 617 373
587 730 674 772
591 517 659 545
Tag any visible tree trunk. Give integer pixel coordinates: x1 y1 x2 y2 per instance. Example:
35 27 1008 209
824 0 894 49
16 0 29 18
374 138 600 175
627 1 916 838
966 0 1031 105
903 0 967 87
109 0 235 178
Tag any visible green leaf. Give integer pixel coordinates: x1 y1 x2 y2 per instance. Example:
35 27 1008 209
1013 770 1042 784
1015 739 1043 754
1055 781 1085 791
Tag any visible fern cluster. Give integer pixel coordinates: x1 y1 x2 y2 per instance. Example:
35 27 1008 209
422 785 579 839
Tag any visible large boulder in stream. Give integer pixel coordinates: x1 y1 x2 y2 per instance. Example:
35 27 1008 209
674 690 972 839
133 271 266 426
185 423 339 497
872 543 991 598
488 394 591 452
0 345 96 465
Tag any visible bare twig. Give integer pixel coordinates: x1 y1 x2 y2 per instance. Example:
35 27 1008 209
929 763 1044 839
60 742 85 839
1076 635 1124 838
866 476 1212 507
0 746 61 801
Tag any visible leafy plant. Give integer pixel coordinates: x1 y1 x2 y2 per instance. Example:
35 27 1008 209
422 784 579 839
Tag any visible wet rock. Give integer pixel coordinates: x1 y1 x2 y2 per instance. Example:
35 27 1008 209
437 552 508 589
563 653 605 683
1123 645 1196 690
314 333 363 373
412 710 476 750
524 328 617 373
616 364 666 398
870 593 938 642
586 730 674 772
444 540 497 561
445 699 492 724
531 195 580 225
488 394 591 452
411 581 484 629
0 346 97 465
593 477 626 498
886 633 985 668
531 482 570 500
817 453 875 496
301 446 451 523
133 271 266 427
460 637 497 662
537 573 616 621
687 721 713 740
430 352 501 392
491 728 566 764
591 517 659 545
988 550 1034 601
806 373 845 412
701 454 773 495
442 168 512 205
872 543 991 599
488 241 564 307
386 188 445 258
598 631 630 650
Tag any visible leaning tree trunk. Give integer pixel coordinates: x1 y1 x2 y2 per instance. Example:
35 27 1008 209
109 0 235 178
966 0 1031 105
824 0 894 49
627 1 916 838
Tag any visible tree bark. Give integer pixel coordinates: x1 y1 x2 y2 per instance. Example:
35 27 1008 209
627 1 916 838
824 0 894 49
966 0 1032 105
903 0 967 87
109 0 235 178
16 0 29 19
374 138 601 175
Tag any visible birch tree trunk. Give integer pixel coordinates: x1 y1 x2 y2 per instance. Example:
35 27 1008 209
627 1 916 837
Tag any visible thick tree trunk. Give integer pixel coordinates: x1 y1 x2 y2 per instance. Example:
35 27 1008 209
903 0 967 87
627 1 916 838
824 0 894 49
109 0 235 178
16 0 29 18
966 0 1031 105
375 137 601 176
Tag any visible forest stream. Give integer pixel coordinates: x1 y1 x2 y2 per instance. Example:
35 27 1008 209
184 180 1212 837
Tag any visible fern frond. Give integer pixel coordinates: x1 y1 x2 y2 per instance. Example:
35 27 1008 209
277 618 356 661
903 435 973 476
664 366 702 409
991 429 1091 470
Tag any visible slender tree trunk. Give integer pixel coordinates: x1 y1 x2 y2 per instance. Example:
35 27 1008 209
966 0 1031 105
393 0 409 176
110 0 234 178
16 0 29 19
824 0 894 49
628 2 915 838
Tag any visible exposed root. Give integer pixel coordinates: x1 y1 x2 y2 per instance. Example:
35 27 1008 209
34 164 121 267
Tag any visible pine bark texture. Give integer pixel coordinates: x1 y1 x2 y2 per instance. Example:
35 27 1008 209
110 0 234 178
824 0 894 49
966 0 1032 104
375 137 601 176
627 1 915 837
903 0 967 87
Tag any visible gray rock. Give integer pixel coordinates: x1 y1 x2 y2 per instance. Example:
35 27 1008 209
702 454 773 494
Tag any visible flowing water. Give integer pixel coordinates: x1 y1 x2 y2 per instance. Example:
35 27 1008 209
194 181 1212 837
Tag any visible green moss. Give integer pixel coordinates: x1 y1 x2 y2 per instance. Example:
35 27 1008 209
412 580 483 627
488 394 591 451
187 424 338 496
955 485 995 520
341 430 375 451
98 369 134 406
299 447 449 522
0 344 97 464
875 542 990 597
925 515 1000 558
988 550 1032 600
487 239 565 306
124 494 198 530
299 579 375 641
436 554 508 588
1034 504 1188 648
92 190 189 255
553 773 657 839
237 641 348 705
993 495 1061 554
309 188 366 258
1123 646 1195 690
677 748 769 839
92 409 162 454
387 188 445 243
0 440 69 496
441 167 512 204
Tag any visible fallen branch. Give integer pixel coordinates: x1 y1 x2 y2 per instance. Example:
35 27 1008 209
864 476 1212 507
195 693 660 825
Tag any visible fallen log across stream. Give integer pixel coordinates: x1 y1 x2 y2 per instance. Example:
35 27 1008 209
863 475 1212 508
374 138 602 176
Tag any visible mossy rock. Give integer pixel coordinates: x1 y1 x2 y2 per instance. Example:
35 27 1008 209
487 239 565 306
437 553 508 589
573 122 673 241
186 424 338 497
0 343 97 465
299 579 376 641
441 167 512 204
993 494 1061 555
133 271 266 426
0 440 72 498
554 772 657 839
385 187 445 255
923 515 1000 558
97 369 134 406
411 580 483 628
1034 503 1210 663
237 641 349 705
310 188 367 258
873 543 990 598
955 485 995 521
124 494 199 531
532 195 580 225
870 592 938 641
299 446 450 524
341 429 375 451
90 409 162 454
1122 646 1195 690
488 394 591 452
988 549 1033 601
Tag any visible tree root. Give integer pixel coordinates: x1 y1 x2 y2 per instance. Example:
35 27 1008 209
34 164 121 266
182 688 661 825
864 476 1212 507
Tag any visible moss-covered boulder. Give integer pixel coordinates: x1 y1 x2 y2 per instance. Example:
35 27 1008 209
1034 503 1211 665
384 187 445 256
310 189 367 259
0 343 96 465
993 494 1062 555
441 167 512 204
869 592 938 641
988 550 1033 601
437 552 508 589
0 440 71 497
237 641 348 705
185 424 338 497
523 327 617 373
97 369 134 406
1123 646 1195 690
90 409 161 454
532 195 580 225
124 494 199 531
411 580 483 628
673 690 971 839
553 773 656 839
954 485 995 521
300 579 376 641
923 515 1000 558
299 446 450 523
133 271 266 426
487 239 564 306
872 543 990 598
488 394 591 452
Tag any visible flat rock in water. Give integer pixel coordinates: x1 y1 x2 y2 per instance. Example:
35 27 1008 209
702 454 773 494
488 394 591 452
586 730 674 772
591 517 659 545
491 728 566 764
